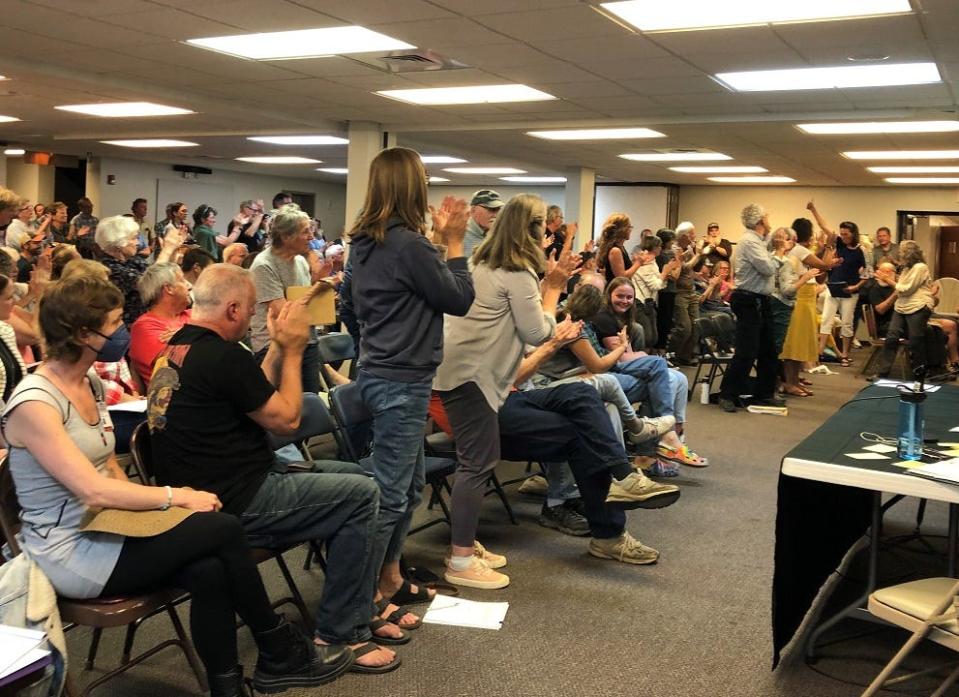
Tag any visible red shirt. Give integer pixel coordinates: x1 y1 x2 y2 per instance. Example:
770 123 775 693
129 309 191 386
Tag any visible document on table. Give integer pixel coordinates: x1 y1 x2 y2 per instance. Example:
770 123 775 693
863 444 897 454
108 399 147 413
0 625 47 680
422 595 509 630
908 458 959 485
845 452 890 460
872 379 941 392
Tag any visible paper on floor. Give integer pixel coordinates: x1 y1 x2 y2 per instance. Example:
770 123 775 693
845 452 890 460
863 444 897 454
422 595 509 630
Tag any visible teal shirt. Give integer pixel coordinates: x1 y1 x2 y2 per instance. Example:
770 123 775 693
194 224 219 260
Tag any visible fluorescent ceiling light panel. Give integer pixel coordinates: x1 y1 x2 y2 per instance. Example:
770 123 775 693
419 155 467 164
428 176 450 183
4 148 24 156
55 102 193 117
620 152 731 162
237 156 322 164
317 168 348 174
500 176 568 183
885 177 959 184
187 27 413 60
101 139 198 148
444 167 527 174
377 84 555 105
843 150 959 160
599 0 911 32
248 135 348 145
716 62 940 92
798 120 959 135
869 166 959 173
707 176 796 183
527 127 665 140
669 166 767 173
0 115 19 123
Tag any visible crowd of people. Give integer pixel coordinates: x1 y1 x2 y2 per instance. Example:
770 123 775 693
0 150 955 696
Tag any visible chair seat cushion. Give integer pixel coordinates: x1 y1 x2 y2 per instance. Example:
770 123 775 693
424 456 456 477
870 577 959 634
60 588 186 628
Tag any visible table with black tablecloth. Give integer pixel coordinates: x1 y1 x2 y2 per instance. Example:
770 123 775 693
772 383 959 667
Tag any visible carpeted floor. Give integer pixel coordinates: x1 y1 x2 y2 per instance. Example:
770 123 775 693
65 351 959 697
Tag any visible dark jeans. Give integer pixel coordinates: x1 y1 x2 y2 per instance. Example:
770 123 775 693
437 382 501 548
498 383 629 539
102 512 278 675
239 460 380 644
668 289 700 362
876 307 932 376
356 370 431 565
110 410 145 455
255 342 321 394
656 291 676 350
721 290 778 402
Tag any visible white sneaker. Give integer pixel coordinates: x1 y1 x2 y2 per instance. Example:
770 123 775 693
626 415 676 444
444 556 510 590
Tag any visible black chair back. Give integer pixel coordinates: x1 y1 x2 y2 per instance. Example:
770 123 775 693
327 383 373 463
0 456 22 555
129 422 156 484
316 332 356 364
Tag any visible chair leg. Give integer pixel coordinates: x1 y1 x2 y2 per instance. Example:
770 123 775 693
85 627 103 671
435 482 453 525
488 472 518 525
931 662 959 697
167 605 209 694
861 629 931 697
121 620 141 664
274 554 312 628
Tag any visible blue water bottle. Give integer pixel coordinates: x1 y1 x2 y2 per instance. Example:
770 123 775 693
897 388 926 461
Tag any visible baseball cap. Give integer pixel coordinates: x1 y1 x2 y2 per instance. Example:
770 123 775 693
707 222 719 230
470 189 504 209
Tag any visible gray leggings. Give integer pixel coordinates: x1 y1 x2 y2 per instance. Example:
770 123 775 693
437 382 500 548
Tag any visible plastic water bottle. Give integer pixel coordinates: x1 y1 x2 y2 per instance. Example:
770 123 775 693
699 379 710 404
897 388 926 461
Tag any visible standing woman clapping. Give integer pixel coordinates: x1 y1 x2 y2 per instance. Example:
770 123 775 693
434 194 578 589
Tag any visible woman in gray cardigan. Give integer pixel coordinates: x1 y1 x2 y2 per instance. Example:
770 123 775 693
434 194 577 590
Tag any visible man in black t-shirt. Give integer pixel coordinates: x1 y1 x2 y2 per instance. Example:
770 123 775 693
867 262 898 337
148 264 400 674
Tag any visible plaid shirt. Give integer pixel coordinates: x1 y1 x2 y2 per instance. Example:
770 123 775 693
92 359 138 406
582 322 607 357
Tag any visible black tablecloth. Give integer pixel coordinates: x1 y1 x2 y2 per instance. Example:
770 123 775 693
772 383 959 667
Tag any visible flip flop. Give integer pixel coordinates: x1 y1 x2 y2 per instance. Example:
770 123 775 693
375 597 422 630
389 580 434 606
348 642 402 675
657 444 709 468
369 618 410 646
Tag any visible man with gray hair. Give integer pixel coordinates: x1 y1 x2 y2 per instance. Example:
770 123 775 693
463 189 504 257
129 261 192 386
148 263 401 677
718 204 784 412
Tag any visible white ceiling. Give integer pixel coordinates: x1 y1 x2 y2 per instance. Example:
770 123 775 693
1 0 958 187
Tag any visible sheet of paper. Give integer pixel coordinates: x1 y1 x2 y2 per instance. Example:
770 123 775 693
422 595 509 630
937 442 959 448
908 458 959 484
872 379 941 392
0 625 46 678
845 452 890 460
863 443 897 454
108 399 147 413
950 427 959 433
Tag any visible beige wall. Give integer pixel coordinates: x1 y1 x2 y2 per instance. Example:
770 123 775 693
677 185 959 246
7 160 55 206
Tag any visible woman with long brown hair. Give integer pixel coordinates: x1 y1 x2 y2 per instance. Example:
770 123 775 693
434 193 578 589
349 147 474 618
598 213 640 284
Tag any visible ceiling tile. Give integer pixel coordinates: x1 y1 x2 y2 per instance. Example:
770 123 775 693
22 0 157 15
536 80 634 99
370 17 511 50
186 0 341 31
428 0 579 14
473 6 627 40
101 8 240 39
293 0 455 23
620 76 726 96
581 56 703 81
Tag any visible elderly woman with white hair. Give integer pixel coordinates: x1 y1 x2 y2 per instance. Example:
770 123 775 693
249 204 324 392
96 215 185 326
669 220 704 366
718 204 783 413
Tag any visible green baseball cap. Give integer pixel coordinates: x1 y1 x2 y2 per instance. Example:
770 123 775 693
470 189 504 209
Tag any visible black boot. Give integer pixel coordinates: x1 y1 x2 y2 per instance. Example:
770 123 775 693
208 666 250 697
252 618 354 694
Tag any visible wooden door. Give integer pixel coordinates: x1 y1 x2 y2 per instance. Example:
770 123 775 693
940 226 959 278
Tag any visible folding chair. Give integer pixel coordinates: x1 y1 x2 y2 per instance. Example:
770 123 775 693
129 423 312 627
315 332 356 390
688 315 733 400
0 456 207 697
862 577 959 697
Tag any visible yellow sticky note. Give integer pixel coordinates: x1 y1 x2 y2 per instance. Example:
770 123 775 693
891 460 924 469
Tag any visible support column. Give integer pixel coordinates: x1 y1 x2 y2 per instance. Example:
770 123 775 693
0 154 8 188
85 156 101 211
344 121 384 233
565 166 595 246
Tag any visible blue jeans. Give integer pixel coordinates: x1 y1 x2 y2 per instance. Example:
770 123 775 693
357 370 430 566
611 355 674 415
239 460 380 644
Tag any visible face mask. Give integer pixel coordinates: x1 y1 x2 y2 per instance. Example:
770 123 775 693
88 324 131 363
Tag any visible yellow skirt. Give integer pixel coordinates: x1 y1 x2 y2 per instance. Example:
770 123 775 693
780 283 819 362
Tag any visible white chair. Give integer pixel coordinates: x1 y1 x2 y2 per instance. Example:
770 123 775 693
862 577 959 696
937 277 959 317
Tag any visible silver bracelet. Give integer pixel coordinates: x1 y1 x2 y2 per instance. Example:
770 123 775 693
160 485 173 511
